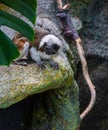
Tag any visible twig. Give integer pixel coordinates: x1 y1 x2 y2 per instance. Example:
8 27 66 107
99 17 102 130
56 0 96 121
56 0 63 9
75 39 96 120
63 4 71 10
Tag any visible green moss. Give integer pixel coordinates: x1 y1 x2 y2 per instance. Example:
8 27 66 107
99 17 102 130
65 47 78 73
0 62 74 108
31 79 80 130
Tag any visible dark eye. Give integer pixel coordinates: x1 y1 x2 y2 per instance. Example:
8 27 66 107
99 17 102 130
44 42 47 46
53 44 59 51
43 42 47 48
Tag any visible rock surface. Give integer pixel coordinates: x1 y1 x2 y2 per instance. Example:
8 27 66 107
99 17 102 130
0 54 74 108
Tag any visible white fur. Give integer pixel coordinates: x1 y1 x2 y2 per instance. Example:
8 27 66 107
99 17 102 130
39 34 62 49
16 41 29 61
30 47 41 63
30 47 54 63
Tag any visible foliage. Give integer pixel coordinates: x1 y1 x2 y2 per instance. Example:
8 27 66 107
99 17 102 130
0 0 36 66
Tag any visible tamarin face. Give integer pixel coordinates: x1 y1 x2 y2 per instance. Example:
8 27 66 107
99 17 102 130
43 43 60 55
39 34 62 55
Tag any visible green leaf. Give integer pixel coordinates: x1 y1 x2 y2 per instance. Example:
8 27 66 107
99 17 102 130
1 0 36 24
0 0 36 66
22 0 36 12
0 10 34 41
0 30 20 66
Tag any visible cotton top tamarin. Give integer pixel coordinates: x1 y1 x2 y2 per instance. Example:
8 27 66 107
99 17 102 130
13 29 63 69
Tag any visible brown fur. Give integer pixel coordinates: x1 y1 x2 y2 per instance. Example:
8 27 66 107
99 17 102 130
32 29 48 50
13 35 28 52
13 29 48 52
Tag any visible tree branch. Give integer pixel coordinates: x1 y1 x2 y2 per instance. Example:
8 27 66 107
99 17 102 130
56 0 96 121
76 39 96 120
56 0 63 9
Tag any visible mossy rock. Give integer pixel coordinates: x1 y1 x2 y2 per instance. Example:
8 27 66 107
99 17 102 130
30 80 80 130
0 54 74 108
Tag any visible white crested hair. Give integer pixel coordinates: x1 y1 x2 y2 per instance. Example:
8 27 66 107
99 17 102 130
39 34 62 48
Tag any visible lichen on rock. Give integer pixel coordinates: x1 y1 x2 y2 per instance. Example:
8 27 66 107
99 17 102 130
0 53 73 108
